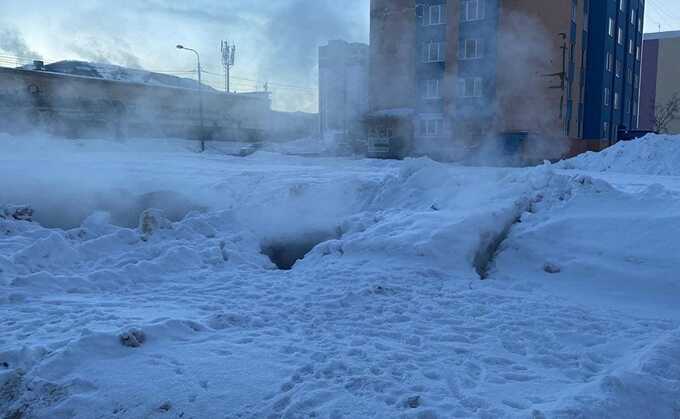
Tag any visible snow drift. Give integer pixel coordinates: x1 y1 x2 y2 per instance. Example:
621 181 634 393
559 134 680 176
1 134 679 418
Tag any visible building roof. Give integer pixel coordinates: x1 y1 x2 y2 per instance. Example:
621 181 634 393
20 60 218 92
644 30 680 41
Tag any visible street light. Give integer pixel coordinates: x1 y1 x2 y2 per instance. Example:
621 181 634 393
176 44 205 152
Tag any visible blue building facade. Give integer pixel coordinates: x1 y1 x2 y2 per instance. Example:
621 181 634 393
583 0 645 143
414 0 500 143
453 0 500 134
414 0 449 140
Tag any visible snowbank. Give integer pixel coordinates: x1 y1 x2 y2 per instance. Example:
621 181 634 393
1 135 679 418
493 173 680 318
559 134 680 176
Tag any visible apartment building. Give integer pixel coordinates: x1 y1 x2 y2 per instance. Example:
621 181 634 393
368 0 644 160
638 30 680 134
318 40 369 141
582 0 645 144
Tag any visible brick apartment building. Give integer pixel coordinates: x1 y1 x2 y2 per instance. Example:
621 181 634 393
638 30 680 134
368 0 645 161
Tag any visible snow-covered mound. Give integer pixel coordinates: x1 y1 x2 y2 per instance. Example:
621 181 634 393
493 173 680 317
1 135 679 418
560 134 680 176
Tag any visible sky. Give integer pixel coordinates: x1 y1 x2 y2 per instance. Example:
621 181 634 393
0 0 679 113
644 0 680 34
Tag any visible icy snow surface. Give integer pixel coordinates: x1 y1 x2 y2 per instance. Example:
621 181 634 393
559 134 680 176
1 135 679 418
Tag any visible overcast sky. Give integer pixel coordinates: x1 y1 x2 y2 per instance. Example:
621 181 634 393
1 1 679 113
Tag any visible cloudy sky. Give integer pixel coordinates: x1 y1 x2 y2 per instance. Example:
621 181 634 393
1 1 679 112
0 0 370 112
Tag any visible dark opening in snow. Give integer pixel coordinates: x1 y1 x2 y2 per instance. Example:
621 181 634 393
261 231 338 270
473 215 523 279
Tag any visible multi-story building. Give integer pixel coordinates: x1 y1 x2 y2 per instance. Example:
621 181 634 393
638 30 680 134
318 40 369 142
368 0 644 161
582 0 645 144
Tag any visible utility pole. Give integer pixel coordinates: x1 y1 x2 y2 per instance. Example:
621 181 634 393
221 41 236 93
177 44 205 152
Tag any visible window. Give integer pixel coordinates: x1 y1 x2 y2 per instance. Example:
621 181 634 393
604 88 610 106
571 2 577 22
629 39 634 54
423 42 446 62
616 60 622 78
631 9 636 25
636 46 641 61
614 92 620 110
607 52 614 72
419 117 444 137
425 4 446 26
620 0 625 12
604 121 609 137
458 77 483 98
608 18 615 37
618 27 624 45
423 79 441 99
461 0 484 22
460 39 482 59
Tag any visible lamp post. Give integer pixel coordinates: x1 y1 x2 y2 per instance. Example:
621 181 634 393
176 44 205 152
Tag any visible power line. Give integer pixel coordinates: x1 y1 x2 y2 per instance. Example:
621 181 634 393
649 0 680 20
202 68 317 91
646 0 680 31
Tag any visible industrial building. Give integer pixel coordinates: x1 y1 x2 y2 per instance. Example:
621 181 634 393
318 40 369 146
638 30 680 134
367 0 645 161
0 60 316 143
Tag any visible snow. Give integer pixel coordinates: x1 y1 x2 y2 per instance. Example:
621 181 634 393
25 60 214 92
559 134 680 176
1 134 679 418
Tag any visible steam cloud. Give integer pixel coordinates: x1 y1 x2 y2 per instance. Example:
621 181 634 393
0 27 42 59
69 37 143 70
258 0 369 112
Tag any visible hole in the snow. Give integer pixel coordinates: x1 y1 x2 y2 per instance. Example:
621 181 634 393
474 214 523 280
261 231 338 270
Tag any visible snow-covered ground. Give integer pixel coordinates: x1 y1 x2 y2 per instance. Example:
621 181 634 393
1 134 679 418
